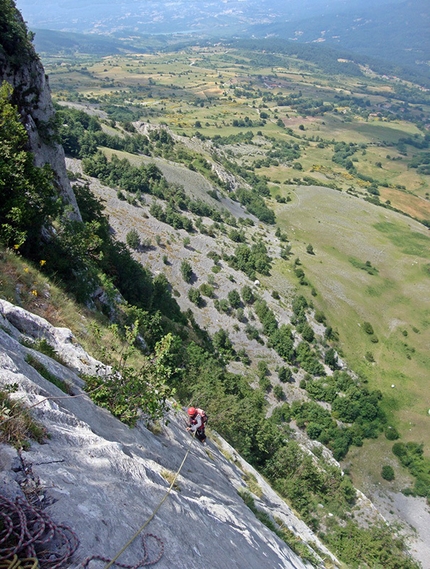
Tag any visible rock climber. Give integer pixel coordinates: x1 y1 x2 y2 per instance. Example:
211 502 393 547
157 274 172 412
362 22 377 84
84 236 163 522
186 407 207 444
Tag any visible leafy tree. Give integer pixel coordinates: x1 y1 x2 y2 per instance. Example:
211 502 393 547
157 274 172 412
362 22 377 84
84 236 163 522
245 324 262 343
228 289 241 308
151 273 184 324
296 342 325 376
259 375 272 392
385 426 400 440
212 329 234 359
324 348 338 370
392 441 430 497
120 305 164 352
273 385 284 401
43 217 104 301
241 284 254 304
301 323 315 343
199 282 214 297
229 228 245 242
271 403 291 424
0 0 36 65
332 397 360 423
257 360 269 380
230 241 272 279
233 187 275 224
236 307 245 322
217 299 231 313
306 422 323 440
254 300 278 337
0 82 60 255
292 295 308 315
188 287 203 307
270 325 295 363
314 310 326 324
280 244 292 259
85 327 176 425
323 519 419 569
278 366 292 383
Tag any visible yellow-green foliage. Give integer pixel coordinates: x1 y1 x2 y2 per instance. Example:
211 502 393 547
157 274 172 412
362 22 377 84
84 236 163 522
84 327 177 426
160 468 180 491
243 471 263 498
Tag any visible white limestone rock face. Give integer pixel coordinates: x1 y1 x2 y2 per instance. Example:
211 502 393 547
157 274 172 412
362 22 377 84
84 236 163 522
0 300 101 378
0 300 329 569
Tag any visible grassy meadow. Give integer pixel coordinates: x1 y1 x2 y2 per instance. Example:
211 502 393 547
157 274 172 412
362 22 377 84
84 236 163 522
273 186 430 448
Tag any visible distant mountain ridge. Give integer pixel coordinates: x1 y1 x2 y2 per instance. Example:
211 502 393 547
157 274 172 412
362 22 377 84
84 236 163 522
248 0 429 73
31 28 143 56
16 0 405 36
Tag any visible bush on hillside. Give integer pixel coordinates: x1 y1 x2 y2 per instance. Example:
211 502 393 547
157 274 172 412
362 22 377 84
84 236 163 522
381 465 395 481
180 260 193 283
126 229 141 249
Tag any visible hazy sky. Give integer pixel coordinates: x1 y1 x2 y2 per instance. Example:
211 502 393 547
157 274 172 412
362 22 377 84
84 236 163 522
15 0 427 81
16 0 402 33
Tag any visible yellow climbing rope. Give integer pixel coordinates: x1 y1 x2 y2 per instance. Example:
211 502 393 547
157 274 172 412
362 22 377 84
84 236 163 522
103 431 196 569
0 556 38 569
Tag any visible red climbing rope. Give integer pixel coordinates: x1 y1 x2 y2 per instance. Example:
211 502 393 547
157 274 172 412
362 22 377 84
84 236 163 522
0 493 79 568
82 534 164 569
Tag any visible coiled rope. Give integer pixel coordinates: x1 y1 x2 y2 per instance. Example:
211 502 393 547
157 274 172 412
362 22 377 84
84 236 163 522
0 493 79 568
1 387 196 569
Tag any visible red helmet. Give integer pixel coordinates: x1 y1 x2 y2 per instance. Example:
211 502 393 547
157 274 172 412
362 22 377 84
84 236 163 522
187 407 197 416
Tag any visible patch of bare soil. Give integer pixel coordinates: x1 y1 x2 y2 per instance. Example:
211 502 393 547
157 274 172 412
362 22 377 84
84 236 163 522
379 187 430 221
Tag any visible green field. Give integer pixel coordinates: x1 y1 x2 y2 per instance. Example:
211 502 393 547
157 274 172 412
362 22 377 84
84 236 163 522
273 186 430 448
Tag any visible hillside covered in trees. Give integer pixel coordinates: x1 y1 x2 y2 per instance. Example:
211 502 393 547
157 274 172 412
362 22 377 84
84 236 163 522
1 1 430 567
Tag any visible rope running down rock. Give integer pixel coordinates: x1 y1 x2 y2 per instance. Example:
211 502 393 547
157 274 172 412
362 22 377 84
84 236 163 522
82 431 196 569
